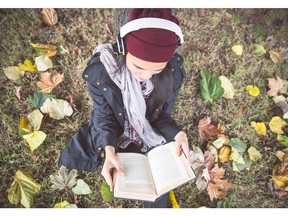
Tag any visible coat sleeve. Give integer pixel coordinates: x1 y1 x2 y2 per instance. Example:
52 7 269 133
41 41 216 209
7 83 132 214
151 54 186 142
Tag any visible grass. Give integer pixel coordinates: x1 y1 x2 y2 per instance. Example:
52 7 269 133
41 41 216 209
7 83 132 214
0 8 288 208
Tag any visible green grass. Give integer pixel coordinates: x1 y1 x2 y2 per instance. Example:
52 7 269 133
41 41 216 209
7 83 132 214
0 8 288 208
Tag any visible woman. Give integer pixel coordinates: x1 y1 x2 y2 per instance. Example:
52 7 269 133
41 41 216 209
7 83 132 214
59 8 191 207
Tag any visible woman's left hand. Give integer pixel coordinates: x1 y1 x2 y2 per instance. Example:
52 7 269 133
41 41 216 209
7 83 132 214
174 131 191 164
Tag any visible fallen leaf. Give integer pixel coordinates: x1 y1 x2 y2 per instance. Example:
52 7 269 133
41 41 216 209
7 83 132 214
29 41 57 57
275 150 286 162
3 67 25 81
36 70 64 93
200 69 224 102
190 146 205 176
267 76 285 97
251 121 267 136
35 55 53 72
49 166 78 190
14 86 21 100
41 8 58 26
248 146 262 162
269 178 288 198
232 157 253 172
101 180 113 202
198 117 220 141
18 59 37 72
212 136 228 149
255 44 266 55
246 85 260 96
277 135 288 147
273 95 288 114
269 116 288 134
269 51 281 64
219 75 235 99
31 91 55 108
271 162 288 191
23 131 47 152
7 170 41 208
204 151 216 170
54 200 70 208
207 165 233 201
198 8 206 17
40 98 73 120
231 45 243 56
218 146 232 163
26 109 44 131
72 179 92 195
280 81 288 95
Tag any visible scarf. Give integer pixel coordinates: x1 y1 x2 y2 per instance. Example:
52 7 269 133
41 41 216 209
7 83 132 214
94 44 166 148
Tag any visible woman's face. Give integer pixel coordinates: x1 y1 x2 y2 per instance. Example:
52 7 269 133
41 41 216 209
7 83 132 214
126 52 168 82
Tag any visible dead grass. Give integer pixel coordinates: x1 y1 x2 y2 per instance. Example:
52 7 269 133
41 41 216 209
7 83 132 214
0 8 288 208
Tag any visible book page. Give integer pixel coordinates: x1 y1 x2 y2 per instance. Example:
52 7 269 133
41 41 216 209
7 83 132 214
114 153 157 201
147 142 194 196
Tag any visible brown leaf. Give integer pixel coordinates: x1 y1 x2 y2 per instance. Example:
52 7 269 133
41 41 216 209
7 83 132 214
41 8 58 26
65 93 76 108
204 151 216 170
269 178 288 198
267 76 285 97
271 162 288 191
207 164 233 201
36 70 64 93
198 117 220 141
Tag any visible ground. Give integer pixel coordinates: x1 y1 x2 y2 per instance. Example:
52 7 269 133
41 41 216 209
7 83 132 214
0 9 288 208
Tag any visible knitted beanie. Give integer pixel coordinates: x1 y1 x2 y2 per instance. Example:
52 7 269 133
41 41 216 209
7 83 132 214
124 9 180 63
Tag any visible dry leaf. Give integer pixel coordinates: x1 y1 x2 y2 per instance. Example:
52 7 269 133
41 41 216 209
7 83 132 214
3 67 25 81
219 75 235 99
198 9 206 17
36 70 64 93
269 51 281 64
35 55 53 72
198 117 220 141
41 8 58 26
247 146 262 162
269 116 288 134
267 76 285 97
14 86 21 100
271 162 288 191
30 41 57 57
231 45 243 56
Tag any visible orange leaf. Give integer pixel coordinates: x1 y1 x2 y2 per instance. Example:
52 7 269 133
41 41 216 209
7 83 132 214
207 182 225 201
36 71 64 93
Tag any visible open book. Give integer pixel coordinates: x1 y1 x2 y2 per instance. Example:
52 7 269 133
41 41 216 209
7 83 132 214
113 142 195 202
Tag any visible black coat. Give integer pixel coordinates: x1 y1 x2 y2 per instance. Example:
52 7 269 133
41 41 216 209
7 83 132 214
58 50 186 172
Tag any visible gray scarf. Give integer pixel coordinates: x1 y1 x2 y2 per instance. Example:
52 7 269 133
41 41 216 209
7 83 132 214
94 44 166 148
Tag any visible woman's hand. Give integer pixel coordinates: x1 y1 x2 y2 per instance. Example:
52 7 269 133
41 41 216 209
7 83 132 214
101 146 125 191
174 131 191 164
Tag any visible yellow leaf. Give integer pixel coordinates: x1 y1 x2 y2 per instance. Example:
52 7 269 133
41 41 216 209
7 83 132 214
275 150 285 162
269 51 281 64
3 66 25 81
23 131 47 152
27 109 44 131
269 116 288 134
30 41 57 57
18 59 37 72
246 85 260 96
40 98 73 120
232 45 243 56
7 170 41 208
219 75 235 99
247 146 262 162
218 146 232 163
250 121 267 136
54 200 70 208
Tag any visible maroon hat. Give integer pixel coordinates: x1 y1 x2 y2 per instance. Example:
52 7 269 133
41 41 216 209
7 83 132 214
124 9 180 63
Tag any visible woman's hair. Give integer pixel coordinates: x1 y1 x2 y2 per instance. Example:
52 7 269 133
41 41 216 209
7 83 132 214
114 47 175 118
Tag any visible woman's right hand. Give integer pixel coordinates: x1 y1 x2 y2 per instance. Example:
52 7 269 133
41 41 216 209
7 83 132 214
101 146 126 191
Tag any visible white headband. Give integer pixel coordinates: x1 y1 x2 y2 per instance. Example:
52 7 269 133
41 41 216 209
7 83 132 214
120 17 184 44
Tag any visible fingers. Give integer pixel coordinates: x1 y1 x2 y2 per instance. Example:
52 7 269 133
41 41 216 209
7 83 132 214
114 162 126 176
174 141 191 164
